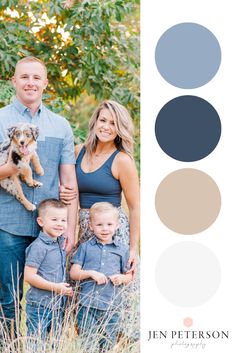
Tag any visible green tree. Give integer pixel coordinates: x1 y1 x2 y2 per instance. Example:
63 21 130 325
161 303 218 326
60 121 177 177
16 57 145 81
0 0 140 166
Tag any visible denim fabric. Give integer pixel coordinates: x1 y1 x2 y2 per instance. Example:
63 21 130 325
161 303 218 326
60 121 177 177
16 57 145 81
71 237 129 310
77 305 120 352
26 302 63 349
0 230 33 328
25 232 66 308
0 97 75 237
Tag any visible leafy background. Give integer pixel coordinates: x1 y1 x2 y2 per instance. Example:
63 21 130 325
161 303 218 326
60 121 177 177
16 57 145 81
0 0 140 170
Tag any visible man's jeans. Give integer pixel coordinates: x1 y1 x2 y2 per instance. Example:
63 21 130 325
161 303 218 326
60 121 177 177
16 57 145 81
0 229 33 336
77 305 120 352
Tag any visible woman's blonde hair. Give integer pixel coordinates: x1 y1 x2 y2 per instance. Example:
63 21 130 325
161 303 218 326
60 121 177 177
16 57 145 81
85 100 134 159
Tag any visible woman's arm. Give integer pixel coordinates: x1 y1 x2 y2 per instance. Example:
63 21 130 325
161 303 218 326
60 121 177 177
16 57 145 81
113 152 140 272
59 164 78 253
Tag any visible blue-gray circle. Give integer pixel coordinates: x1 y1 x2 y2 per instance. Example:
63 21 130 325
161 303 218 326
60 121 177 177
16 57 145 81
155 23 221 88
155 96 221 162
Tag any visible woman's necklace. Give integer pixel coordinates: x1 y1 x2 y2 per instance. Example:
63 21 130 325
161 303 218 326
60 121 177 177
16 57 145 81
94 148 116 157
94 151 112 157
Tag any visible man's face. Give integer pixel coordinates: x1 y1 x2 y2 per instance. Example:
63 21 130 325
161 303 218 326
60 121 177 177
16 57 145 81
12 61 48 106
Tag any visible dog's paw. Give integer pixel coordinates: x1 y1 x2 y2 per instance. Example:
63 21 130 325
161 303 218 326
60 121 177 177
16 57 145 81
37 167 44 176
33 180 43 188
25 202 36 212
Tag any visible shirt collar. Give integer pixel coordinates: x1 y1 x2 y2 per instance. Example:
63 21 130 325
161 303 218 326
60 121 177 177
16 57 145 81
12 97 43 115
38 231 64 245
90 236 119 247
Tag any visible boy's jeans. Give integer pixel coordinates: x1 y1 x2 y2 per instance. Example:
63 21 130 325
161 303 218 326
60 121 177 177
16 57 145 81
26 303 63 339
0 229 33 337
77 305 120 352
26 302 64 352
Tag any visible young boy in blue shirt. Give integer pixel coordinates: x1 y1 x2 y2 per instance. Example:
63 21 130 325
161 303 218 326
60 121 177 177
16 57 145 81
70 202 132 352
24 199 73 341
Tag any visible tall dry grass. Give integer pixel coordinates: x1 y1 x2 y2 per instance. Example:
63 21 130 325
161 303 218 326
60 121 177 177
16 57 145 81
0 282 139 353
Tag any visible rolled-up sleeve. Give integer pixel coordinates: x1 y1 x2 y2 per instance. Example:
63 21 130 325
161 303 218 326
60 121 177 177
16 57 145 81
60 120 75 165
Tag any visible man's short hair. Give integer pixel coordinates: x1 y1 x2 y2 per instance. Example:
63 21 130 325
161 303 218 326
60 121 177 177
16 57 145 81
15 56 47 76
38 198 67 217
89 202 119 220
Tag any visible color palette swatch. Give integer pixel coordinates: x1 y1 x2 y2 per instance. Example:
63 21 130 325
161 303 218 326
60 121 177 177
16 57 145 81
154 19 222 308
155 95 221 162
155 242 221 307
155 22 221 89
141 1 233 351
155 168 221 234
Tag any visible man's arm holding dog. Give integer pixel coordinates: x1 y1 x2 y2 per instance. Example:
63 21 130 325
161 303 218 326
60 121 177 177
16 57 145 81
0 149 18 180
0 163 18 180
59 164 78 254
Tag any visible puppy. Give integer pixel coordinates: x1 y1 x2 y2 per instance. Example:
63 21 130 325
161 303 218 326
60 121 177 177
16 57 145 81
0 123 44 211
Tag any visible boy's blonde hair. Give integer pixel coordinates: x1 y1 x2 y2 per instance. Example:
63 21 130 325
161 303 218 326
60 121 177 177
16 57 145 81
38 199 67 218
89 202 119 221
15 56 47 76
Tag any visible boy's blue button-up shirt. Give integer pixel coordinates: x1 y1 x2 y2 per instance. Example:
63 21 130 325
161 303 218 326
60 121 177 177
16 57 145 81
71 236 130 310
25 231 66 308
0 98 75 237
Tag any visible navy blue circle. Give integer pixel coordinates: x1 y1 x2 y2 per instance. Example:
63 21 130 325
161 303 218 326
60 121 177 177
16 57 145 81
155 96 221 162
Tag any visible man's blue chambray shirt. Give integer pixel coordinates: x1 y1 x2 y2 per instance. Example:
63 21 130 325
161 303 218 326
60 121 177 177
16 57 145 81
25 231 66 308
0 98 75 237
71 236 130 310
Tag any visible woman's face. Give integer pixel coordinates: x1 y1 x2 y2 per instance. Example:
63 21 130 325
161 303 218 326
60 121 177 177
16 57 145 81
95 108 118 143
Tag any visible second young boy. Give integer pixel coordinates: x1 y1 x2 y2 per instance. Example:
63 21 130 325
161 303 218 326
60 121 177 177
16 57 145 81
70 202 132 352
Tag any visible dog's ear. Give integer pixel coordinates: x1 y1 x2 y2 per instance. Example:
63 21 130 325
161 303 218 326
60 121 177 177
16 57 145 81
7 126 17 140
30 126 39 140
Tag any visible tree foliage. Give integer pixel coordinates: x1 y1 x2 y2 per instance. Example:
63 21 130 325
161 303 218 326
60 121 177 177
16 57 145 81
0 0 140 166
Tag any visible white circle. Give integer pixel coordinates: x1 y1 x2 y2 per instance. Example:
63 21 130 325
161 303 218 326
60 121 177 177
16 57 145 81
156 242 221 307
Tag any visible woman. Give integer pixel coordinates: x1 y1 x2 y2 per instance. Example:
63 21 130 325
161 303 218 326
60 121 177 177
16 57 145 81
60 100 139 272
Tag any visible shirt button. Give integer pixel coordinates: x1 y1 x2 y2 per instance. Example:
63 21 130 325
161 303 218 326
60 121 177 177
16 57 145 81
96 291 99 294
103 249 106 252
101 263 104 266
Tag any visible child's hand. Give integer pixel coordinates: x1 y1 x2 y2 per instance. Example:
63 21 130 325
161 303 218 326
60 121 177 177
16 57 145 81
55 282 73 296
109 274 124 286
90 271 108 285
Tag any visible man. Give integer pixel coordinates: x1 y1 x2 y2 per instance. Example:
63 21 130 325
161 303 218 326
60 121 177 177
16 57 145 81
0 57 78 337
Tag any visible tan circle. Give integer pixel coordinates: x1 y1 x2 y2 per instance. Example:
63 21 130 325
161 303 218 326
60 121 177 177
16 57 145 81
155 169 221 234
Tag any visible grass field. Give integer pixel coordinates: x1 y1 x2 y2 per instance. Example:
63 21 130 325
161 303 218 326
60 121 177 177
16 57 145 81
0 282 139 353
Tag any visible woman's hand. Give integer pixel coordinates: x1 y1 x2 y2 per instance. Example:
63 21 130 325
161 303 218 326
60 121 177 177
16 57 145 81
126 248 138 277
59 184 77 204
